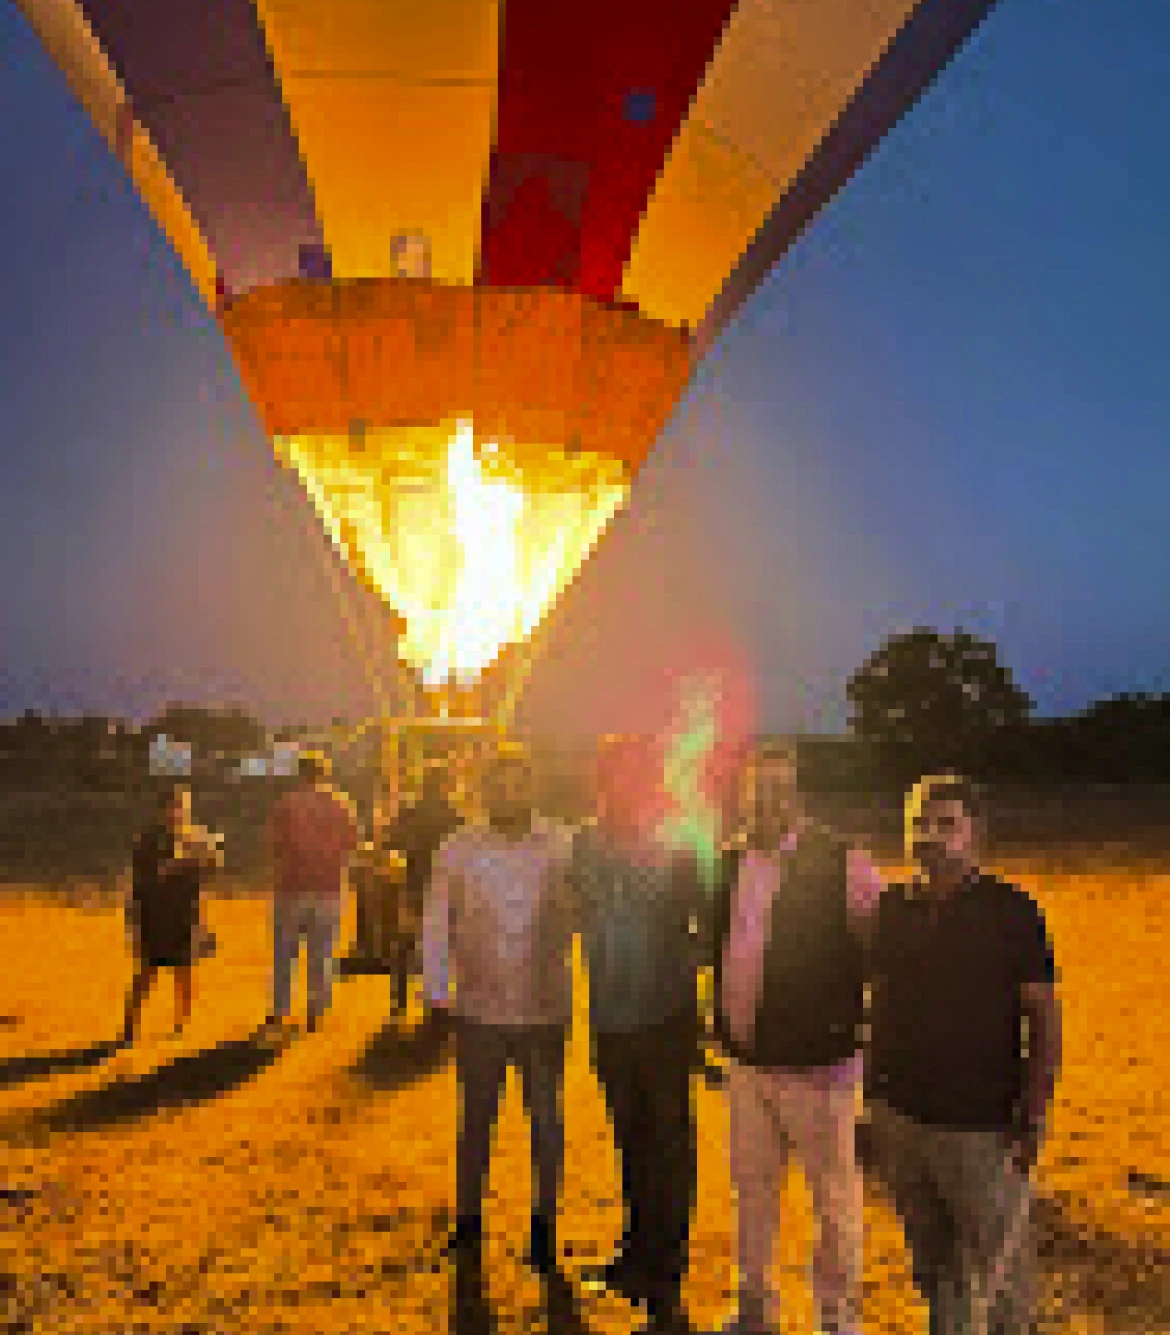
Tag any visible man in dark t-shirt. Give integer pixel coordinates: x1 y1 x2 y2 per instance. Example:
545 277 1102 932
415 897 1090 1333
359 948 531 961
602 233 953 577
865 774 1062 1335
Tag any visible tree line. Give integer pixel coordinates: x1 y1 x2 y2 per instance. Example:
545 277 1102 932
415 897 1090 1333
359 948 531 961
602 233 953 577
1 629 1168 791
832 626 1170 789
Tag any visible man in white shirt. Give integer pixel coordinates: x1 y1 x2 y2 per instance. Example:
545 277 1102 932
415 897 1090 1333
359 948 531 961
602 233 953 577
422 745 575 1284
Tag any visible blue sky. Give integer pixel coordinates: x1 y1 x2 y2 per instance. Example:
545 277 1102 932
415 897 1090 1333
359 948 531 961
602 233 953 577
2 0 1169 736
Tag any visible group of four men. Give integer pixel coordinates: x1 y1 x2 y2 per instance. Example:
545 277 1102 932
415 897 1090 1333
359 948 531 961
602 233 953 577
124 737 1061 1335
422 736 1061 1335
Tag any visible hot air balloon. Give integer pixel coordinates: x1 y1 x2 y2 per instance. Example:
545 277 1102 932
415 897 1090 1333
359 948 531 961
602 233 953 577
14 0 1000 728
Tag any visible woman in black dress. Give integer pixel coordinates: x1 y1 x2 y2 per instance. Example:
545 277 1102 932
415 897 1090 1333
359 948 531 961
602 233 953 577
118 783 222 1045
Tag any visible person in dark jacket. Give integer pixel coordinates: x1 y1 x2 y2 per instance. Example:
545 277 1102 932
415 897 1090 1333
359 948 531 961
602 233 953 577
118 782 223 1046
709 741 882 1335
573 733 709 1334
376 762 462 1015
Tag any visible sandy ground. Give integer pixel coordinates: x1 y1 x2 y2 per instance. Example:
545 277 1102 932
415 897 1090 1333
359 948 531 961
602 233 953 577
0 861 1167 1333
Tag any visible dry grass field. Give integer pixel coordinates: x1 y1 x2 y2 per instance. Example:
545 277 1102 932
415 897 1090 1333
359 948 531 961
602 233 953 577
0 857 1166 1334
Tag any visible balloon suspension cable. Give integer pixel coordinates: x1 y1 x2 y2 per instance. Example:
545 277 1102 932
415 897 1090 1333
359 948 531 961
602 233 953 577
493 636 540 733
315 532 394 749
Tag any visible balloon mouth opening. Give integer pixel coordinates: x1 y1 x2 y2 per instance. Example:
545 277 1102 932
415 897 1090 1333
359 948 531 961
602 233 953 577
275 416 630 688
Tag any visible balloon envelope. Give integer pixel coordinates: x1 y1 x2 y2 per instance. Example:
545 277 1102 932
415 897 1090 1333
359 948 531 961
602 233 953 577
16 0 1001 687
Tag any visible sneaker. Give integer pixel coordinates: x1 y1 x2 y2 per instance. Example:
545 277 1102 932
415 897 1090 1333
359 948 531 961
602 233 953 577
643 1289 688 1333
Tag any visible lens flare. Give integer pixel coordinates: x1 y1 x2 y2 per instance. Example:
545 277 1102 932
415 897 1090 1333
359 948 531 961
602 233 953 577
657 674 724 890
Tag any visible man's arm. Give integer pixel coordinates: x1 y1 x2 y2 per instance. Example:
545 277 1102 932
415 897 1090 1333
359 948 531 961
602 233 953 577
421 843 455 1007
854 857 889 1103
681 851 713 965
1019 980 1062 1133
267 797 287 878
846 844 884 953
187 825 225 872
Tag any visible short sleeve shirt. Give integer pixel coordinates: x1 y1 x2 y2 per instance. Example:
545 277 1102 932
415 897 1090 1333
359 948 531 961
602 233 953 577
868 871 1057 1129
272 785 360 897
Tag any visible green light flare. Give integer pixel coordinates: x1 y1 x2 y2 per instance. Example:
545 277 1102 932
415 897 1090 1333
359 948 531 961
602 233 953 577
657 674 723 891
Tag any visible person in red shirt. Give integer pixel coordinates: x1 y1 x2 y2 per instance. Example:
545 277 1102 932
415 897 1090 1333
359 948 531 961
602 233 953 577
265 750 361 1036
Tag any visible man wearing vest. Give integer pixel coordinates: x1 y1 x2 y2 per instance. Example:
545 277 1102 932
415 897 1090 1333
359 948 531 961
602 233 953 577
865 774 1061 1335
710 740 882 1335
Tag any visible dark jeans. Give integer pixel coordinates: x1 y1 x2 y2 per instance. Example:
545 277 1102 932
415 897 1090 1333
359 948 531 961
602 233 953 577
454 1016 567 1225
592 1005 699 1302
389 935 418 1009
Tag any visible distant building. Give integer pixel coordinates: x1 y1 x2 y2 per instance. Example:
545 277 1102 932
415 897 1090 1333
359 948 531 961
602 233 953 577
148 733 192 777
234 740 299 780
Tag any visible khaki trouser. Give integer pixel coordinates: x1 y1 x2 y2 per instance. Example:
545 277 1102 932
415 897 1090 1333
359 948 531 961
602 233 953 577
728 1057 864 1332
866 1097 1036 1335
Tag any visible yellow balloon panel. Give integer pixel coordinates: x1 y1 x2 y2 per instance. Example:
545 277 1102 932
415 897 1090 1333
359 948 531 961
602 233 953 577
622 120 777 334
254 0 498 79
623 0 921 329
276 419 630 684
253 0 500 285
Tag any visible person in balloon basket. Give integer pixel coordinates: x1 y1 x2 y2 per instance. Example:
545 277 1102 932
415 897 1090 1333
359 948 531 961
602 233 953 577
571 733 711 1334
708 739 883 1335
422 745 575 1285
118 781 224 1045
864 774 1061 1335
264 750 361 1036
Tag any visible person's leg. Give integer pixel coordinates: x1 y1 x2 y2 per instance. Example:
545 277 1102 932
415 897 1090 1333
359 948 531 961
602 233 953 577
120 959 157 1041
305 896 342 1025
390 933 414 1015
987 1210 1037 1335
452 1018 510 1240
935 1127 1036 1335
592 1026 650 1283
269 895 299 1022
728 1060 789 1331
641 1008 700 1320
867 1102 959 1335
791 1074 864 1334
172 964 193 1030
514 1022 568 1275
400 934 420 1016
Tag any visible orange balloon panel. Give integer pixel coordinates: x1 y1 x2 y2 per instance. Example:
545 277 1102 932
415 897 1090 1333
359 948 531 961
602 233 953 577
219 279 694 474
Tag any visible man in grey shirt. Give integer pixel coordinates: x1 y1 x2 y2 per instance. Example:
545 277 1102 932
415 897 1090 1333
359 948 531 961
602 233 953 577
572 733 710 1335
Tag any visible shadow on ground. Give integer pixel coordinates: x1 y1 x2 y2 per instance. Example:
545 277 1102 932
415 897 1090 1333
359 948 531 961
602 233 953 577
0 1038 122 1089
348 1013 455 1093
9 1026 284 1136
1033 1191 1170 1332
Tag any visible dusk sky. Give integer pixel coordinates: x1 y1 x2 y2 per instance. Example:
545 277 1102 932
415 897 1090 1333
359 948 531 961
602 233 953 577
2 0 1169 738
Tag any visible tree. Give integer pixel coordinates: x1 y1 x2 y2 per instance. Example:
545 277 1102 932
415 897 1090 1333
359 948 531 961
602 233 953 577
147 704 266 758
846 627 1033 781
1069 692 1170 781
